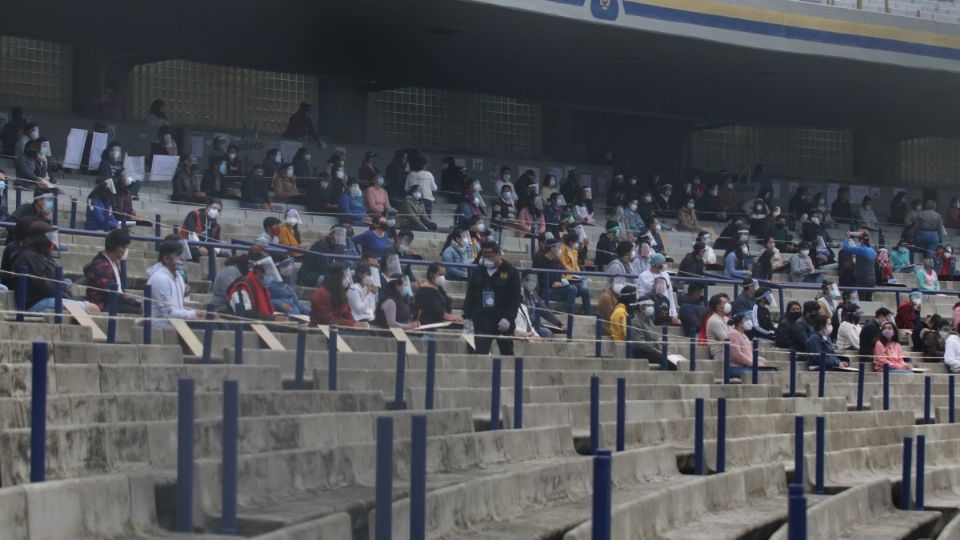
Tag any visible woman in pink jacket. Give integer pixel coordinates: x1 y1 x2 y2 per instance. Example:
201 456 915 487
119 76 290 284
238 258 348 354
873 321 912 373
727 314 769 378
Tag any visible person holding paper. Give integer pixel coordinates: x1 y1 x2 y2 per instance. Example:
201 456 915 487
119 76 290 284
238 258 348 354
172 155 206 204
150 126 178 160
97 143 140 198
179 199 222 262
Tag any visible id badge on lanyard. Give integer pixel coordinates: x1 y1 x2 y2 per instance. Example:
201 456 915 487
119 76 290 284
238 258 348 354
483 289 495 307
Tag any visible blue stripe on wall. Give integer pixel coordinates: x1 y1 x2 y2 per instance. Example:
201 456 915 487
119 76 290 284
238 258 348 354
622 2 960 61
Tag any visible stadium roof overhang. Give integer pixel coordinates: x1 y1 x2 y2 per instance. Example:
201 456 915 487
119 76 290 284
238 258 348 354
9 0 960 136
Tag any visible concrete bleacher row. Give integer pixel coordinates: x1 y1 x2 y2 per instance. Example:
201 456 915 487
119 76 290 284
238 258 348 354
3 161 960 539
805 0 960 24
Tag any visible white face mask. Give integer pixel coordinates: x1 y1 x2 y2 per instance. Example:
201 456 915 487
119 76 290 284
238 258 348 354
643 195 652 203
503 174 512 182
435 275 446 287
654 224 662 232
286 167 294 177
686 202 695 209
629 203 638 211
810 217 820 225
824 325 834 336
228 152 237 159
477 223 486 233
103 178 117 195
741 246 749 255
742 320 754 331
110 149 121 160
482 257 496 269
413 191 423 200
207 208 219 220
723 303 732 314
342 275 352 289
350 186 361 197
163 134 173 145
800 249 810 257
643 306 655 317
120 248 129 261
274 153 282 163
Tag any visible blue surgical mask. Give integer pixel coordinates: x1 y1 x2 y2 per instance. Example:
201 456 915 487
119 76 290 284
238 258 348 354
401 285 412 297
218 162 227 175
43 200 54 213
386 219 397 228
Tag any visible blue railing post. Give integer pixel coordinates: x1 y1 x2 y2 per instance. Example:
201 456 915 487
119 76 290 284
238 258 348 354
53 266 63 325
694 397 705 475
716 397 727 474
752 338 760 385
409 415 427 540
794 416 804 490
327 327 337 391
30 342 48 483
154 214 162 250
595 316 602 358
142 285 152 345
660 326 669 370
16 266 26 322
722 343 731 384
789 349 797 397
220 380 238 534
69 198 77 229
689 334 697 372
616 377 626 452
490 358 501 430
815 416 825 495
425 338 436 410
107 283 119 344
233 324 243 365
394 341 406 410
787 483 807 540
818 351 826 398
513 357 523 429
857 363 865 411
590 375 600 454
176 378 195 533
375 416 394 540
592 449 612 540
923 376 932 424
883 365 891 411
915 435 926 511
201 304 215 363
950 375 956 424
901 436 913 510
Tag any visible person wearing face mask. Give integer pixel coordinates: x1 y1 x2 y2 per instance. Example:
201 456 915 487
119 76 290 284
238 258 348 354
210 249 257 314
96 142 125 188
676 283 707 337
727 314 772 376
14 122 39 158
83 180 119 231
888 240 913 272
15 140 54 193
365 171 392 219
857 307 893 361
414 263 464 326
404 155 438 217
335 180 366 224
573 186 596 226
517 194 547 239
593 221 621 270
261 255 309 316
804 315 846 370
715 177 739 220
731 277 760 318
147 240 207 328
835 308 862 352
225 252 288 322
536 174 556 202
494 166 516 202
12 193 55 224
675 198 700 233
647 277 674 325
291 147 313 180
555 233 591 315
82 229 140 314
172 154 206 204
637 253 678 321
345 263 379 324
723 240 753 280
789 241 822 283
492 185 519 233
790 301 822 352
857 196 879 231
279 209 310 257
815 280 841 319
201 156 229 197
240 165 272 210
943 320 960 373
463 241 521 355
916 256 941 291
515 271 559 339
454 185 485 228
179 199 222 262
705 293 733 359
150 125 178 161
876 248 895 285
10 222 85 312
272 162 304 204
609 286 637 343
751 287 776 340
617 198 645 239
310 263 368 328
352 217 393 259
747 198 772 237
440 230 474 281
775 301 804 348
224 144 244 177
262 149 282 179
873 322 912 373
398 186 437 232
302 172 337 215
543 193 566 235
298 224 358 287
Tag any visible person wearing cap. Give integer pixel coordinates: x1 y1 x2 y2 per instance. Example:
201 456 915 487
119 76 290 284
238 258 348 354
147 240 208 328
172 154 206 204
752 287 776 340
282 102 320 141
594 221 621 270
404 155 438 218
731 277 759 317
279 209 310 257
638 253 678 322
13 221 96 314
364 169 391 217
728 314 771 376
83 228 140 314
678 242 706 277
463 241 521 355
12 192 54 223
226 251 287 321
179 198 222 262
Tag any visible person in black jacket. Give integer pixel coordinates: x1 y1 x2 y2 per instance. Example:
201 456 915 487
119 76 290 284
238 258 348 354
790 301 821 352
12 221 98 314
774 301 803 348
464 241 521 355
594 220 620 270
678 242 706 277
859 307 893 362
677 283 707 337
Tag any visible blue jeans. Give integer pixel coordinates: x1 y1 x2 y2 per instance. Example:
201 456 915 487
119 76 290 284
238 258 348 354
549 283 591 315
29 298 87 313
915 230 940 258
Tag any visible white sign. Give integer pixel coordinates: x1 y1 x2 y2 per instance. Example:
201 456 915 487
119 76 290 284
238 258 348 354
123 155 146 182
149 155 180 181
87 132 108 170
63 128 88 169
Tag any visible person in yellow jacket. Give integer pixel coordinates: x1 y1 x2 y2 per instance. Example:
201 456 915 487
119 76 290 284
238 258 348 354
278 208 310 257
610 286 637 342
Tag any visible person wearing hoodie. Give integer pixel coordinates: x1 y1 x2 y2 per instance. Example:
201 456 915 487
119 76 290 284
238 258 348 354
84 179 119 231
147 240 206 328
339 181 367 225
291 147 312 179
774 301 803 348
262 148 282 179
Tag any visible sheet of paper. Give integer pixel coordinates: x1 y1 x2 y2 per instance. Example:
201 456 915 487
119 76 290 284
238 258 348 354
149 155 180 181
191 135 205 158
123 155 146 182
416 321 453 330
87 132 108 170
63 128 88 169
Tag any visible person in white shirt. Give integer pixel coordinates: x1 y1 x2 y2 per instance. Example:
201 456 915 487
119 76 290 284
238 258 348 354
494 166 517 202
944 329 960 373
346 264 379 323
706 293 732 359
147 240 210 328
836 310 862 351
637 253 677 320
696 231 718 265
404 155 438 217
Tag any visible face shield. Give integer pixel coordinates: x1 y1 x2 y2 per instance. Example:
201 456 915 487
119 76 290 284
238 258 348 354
252 256 281 281
44 229 59 248
364 267 381 288
386 254 402 276
332 227 347 246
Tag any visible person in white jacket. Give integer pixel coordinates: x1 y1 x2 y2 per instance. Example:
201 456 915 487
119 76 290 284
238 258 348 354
944 331 960 373
147 240 205 328
346 264 378 323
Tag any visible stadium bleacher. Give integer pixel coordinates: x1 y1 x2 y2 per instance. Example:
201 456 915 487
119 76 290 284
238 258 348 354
2 139 960 540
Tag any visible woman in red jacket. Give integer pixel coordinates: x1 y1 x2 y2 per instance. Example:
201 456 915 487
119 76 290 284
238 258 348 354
310 262 368 328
